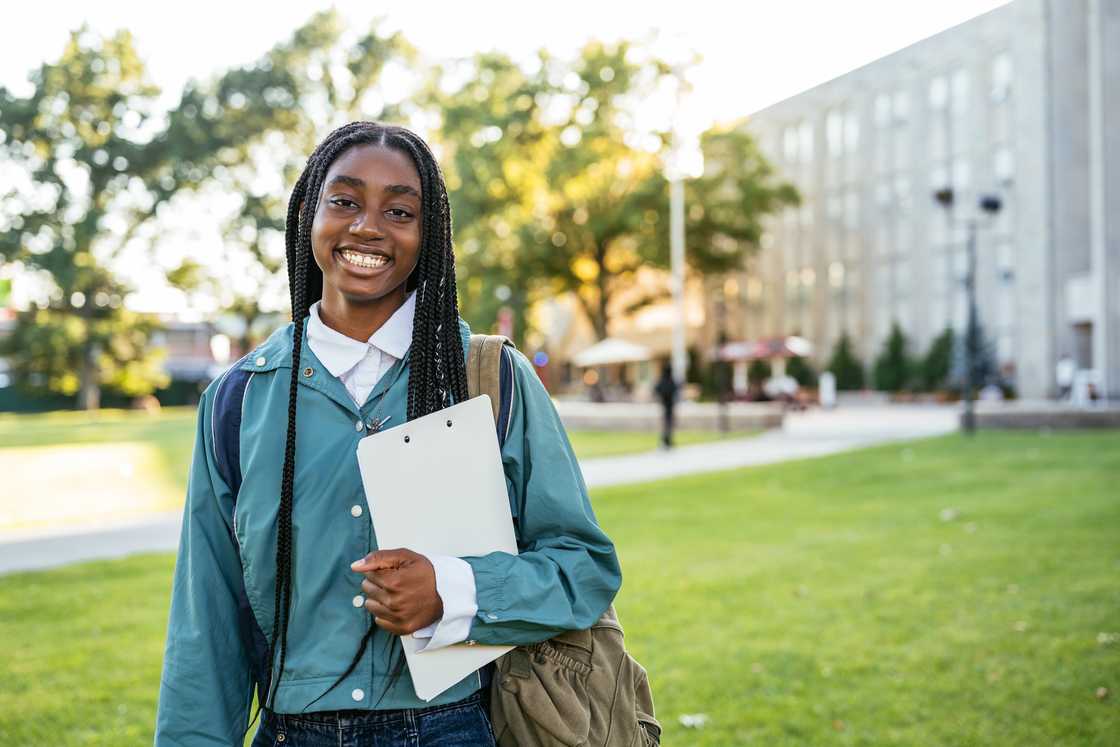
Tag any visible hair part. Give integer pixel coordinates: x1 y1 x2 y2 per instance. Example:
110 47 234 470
257 121 468 721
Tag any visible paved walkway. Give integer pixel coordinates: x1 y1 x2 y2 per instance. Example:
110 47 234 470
0 405 958 576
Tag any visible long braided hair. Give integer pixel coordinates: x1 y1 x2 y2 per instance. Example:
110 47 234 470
266 121 468 712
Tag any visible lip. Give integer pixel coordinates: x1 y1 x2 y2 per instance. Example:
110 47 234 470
335 246 393 275
336 244 392 259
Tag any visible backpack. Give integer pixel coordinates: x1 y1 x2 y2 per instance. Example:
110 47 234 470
468 334 662 747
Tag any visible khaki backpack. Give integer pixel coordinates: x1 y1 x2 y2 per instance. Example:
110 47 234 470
467 334 662 747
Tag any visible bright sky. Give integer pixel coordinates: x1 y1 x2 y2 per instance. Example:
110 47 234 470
2 0 1011 125
1 0 1012 315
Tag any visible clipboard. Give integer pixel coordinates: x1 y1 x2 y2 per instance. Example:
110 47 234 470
355 394 518 701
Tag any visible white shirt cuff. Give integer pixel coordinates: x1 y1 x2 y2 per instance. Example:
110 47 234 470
413 554 478 652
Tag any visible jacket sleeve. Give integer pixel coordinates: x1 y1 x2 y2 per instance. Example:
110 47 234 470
154 386 254 746
462 349 622 646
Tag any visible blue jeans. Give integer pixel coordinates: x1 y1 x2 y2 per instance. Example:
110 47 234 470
250 689 496 747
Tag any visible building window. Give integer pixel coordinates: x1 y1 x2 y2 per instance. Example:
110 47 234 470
929 75 949 111
826 109 844 158
950 68 970 114
994 146 1014 187
991 53 1012 103
798 121 815 164
783 125 799 163
952 156 971 190
874 93 891 128
844 110 860 153
893 90 910 123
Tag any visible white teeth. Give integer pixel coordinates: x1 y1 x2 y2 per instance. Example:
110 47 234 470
340 251 388 269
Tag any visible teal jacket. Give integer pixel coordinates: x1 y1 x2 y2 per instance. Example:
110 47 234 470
154 316 621 745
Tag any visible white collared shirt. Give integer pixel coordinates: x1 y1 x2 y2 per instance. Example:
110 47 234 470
306 293 477 651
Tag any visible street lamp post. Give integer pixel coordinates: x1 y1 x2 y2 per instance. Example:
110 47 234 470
933 188 1002 435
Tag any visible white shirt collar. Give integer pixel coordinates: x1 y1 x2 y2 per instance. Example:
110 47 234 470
306 291 416 378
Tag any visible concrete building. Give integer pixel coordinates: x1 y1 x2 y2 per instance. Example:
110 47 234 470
735 0 1118 400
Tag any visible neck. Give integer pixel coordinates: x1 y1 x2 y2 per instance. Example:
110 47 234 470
317 286 409 342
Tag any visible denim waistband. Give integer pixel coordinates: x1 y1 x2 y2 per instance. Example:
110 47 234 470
266 688 483 730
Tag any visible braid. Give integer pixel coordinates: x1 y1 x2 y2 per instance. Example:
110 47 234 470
262 121 469 717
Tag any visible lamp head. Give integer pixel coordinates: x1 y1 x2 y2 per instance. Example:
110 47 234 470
979 194 1003 214
933 187 955 209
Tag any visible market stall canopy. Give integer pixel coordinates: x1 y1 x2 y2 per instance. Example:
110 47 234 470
714 336 814 362
572 338 653 367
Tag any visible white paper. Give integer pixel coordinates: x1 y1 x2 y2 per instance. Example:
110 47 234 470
355 394 518 701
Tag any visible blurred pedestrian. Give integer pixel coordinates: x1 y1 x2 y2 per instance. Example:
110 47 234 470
655 362 679 448
1056 353 1075 400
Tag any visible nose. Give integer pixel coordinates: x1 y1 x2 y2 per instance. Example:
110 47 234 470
349 208 384 240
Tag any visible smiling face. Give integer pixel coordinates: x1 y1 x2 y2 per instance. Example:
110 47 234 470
310 144 423 311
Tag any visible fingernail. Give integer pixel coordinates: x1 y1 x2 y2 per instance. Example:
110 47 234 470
350 559 362 569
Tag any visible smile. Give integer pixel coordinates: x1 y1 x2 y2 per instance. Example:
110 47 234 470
338 249 390 269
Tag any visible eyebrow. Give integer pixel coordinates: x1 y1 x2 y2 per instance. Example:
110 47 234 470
326 174 420 198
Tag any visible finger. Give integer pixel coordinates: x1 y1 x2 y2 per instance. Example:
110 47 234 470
372 616 407 636
362 568 399 593
350 548 411 573
360 579 392 606
365 597 398 622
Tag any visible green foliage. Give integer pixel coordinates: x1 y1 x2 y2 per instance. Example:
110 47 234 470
919 327 955 392
872 321 913 392
0 28 179 404
785 355 817 388
747 358 772 385
826 332 865 391
160 11 415 350
1 307 168 398
430 43 797 341
951 317 1001 395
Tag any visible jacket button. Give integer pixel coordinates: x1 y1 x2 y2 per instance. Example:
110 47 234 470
354 420 364 432
350 504 363 518
352 688 364 701
303 366 314 377
255 356 266 366
352 594 364 608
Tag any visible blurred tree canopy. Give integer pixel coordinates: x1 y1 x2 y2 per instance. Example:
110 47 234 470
163 11 416 352
0 28 178 406
432 42 797 343
1 14 797 406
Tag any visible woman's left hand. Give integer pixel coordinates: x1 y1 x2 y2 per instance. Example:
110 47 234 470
351 548 444 635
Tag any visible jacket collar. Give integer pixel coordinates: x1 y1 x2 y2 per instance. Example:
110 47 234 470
305 292 416 379
238 310 472 376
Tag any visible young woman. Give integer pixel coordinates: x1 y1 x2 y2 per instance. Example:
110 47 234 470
154 122 621 746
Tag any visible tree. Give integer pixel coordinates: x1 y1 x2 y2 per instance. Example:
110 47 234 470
0 28 182 407
164 11 415 352
918 327 954 391
827 333 865 391
786 355 818 388
950 317 1000 396
430 42 798 343
0 24 324 407
872 321 913 392
747 358 772 386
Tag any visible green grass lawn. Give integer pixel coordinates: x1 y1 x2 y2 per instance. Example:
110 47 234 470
0 407 752 530
0 430 1116 745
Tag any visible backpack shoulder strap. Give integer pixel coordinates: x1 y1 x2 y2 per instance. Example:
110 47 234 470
468 333 515 448
211 356 256 497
